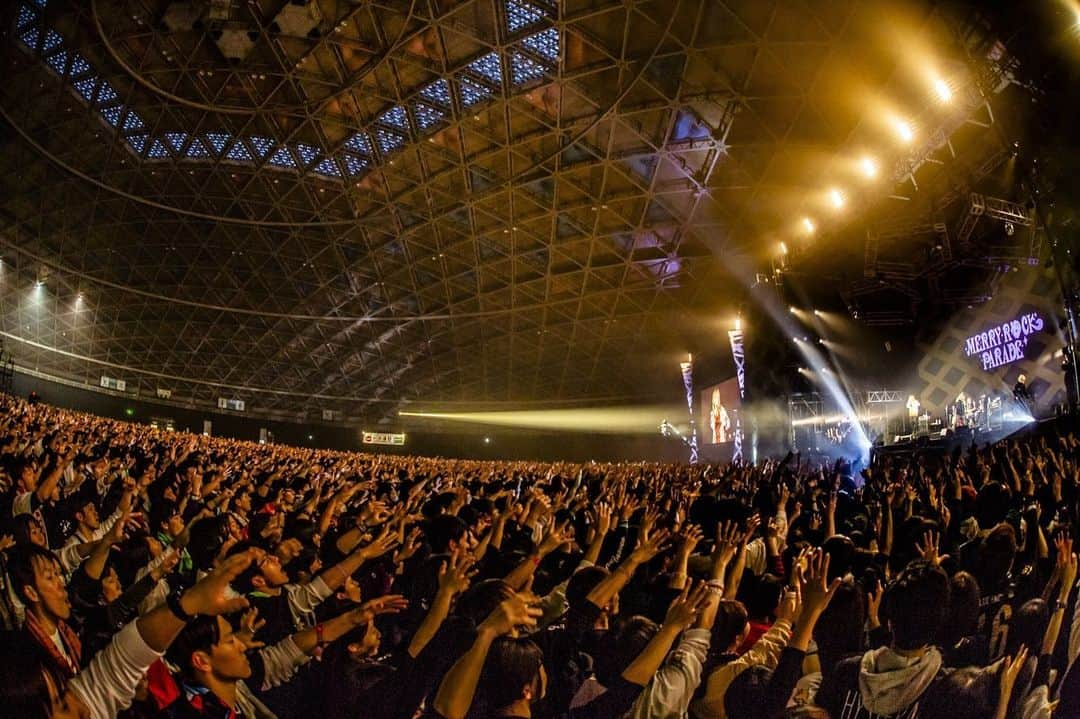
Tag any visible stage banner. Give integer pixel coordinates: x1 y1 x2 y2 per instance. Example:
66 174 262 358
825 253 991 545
680 357 699 464
363 431 406 446
728 329 746 463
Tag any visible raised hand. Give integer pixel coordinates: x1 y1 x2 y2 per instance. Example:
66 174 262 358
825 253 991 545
342 576 363 604
357 524 400 561
775 585 802 624
479 593 543 637
353 594 409 626
799 549 841 618
538 518 573 556
997 645 1029 718
594 502 613 538
640 507 661 542
438 548 476 597
150 549 181 582
664 582 711 629
741 513 762 544
236 607 267 649
866 580 884 629
631 528 672 563
915 530 948 566
677 524 704 558
179 550 254 617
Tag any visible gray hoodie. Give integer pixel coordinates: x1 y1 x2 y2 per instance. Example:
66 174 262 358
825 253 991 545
857 646 943 716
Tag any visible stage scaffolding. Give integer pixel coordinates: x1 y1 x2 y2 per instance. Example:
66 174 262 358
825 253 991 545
788 393 823 452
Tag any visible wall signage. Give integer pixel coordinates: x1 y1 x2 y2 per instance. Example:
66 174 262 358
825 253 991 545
963 312 1045 371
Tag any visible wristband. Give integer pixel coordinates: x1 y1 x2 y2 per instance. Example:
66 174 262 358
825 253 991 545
313 623 326 660
166 590 195 622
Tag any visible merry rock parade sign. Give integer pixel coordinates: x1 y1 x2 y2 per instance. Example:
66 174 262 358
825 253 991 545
963 312 1045 371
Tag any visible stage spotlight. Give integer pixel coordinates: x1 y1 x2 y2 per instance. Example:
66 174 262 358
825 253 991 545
779 242 788 255
818 338 825 345
932 77 952 103
893 118 914 143
860 156 878 179
802 217 816 235
828 188 845 209
789 306 797 314
793 335 800 342
483 436 491 444
813 309 822 317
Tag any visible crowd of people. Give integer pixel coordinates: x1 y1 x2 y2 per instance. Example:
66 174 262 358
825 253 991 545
1 392 1080 719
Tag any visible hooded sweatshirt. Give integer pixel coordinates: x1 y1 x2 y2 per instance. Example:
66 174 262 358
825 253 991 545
815 646 945 719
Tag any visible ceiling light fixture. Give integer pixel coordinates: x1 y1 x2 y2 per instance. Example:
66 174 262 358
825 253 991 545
932 77 952 103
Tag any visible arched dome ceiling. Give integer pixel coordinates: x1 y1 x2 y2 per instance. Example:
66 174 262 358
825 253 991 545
0 0 1012 423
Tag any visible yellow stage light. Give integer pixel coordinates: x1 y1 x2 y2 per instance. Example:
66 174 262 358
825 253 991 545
860 156 878 179
802 217 816 234
829 188 845 209
893 119 914 143
932 77 952 103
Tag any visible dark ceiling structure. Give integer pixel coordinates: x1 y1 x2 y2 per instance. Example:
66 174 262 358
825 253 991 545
0 0 1051 424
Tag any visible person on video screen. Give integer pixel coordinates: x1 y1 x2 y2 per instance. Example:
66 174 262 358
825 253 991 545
710 387 731 443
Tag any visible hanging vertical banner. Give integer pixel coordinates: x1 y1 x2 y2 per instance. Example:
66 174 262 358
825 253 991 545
680 355 699 464
728 329 746 463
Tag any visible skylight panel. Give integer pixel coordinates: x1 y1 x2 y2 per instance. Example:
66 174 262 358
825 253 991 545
379 106 409 130
17 26 40 51
313 157 342 177
458 77 493 106
147 139 169 158
16 4 37 30
293 143 319 166
344 132 371 155
72 76 98 102
68 53 92 78
121 111 145 132
374 128 404 155
225 140 253 161
204 132 230 154
506 0 546 32
248 136 274 158
412 102 445 130
163 131 189 153
419 78 452 107
341 153 367 176
186 139 211 158
100 105 122 127
42 29 63 53
267 146 296 168
45 50 68 75
510 52 547 85
522 27 559 64
96 81 118 104
126 134 147 154
468 53 502 85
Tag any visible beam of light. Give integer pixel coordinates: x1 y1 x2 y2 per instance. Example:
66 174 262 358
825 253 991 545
802 217 816 235
398 405 684 434
860 156 878 179
778 242 788 255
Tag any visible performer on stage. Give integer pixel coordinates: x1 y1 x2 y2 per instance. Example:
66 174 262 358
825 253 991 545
906 394 920 433
952 391 968 428
1014 373 1034 416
